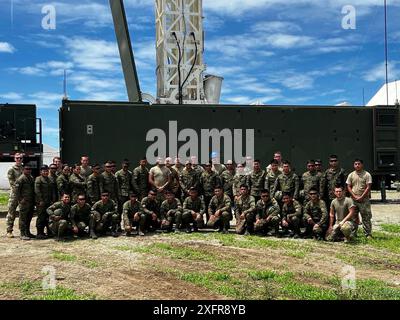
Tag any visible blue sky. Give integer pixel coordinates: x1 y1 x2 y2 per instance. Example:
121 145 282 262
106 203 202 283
1 0 400 149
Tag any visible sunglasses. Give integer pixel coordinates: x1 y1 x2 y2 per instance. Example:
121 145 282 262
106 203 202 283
15 157 23 160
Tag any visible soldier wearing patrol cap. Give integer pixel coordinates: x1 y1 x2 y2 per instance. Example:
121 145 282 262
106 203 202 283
179 160 200 200
87 164 102 205
220 160 235 202
132 158 150 201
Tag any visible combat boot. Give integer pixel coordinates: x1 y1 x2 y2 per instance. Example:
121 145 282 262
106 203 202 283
20 230 30 241
90 229 98 239
6 231 14 238
26 228 36 239
111 223 119 237
36 228 47 240
186 225 192 233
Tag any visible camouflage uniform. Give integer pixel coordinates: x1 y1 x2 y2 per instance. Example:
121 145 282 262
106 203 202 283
35 174 54 235
179 168 200 198
234 195 256 234
100 172 119 202
300 171 322 203
327 197 358 241
56 173 71 199
272 172 300 202
303 199 328 238
69 172 87 203
141 196 161 231
182 196 206 229
91 199 119 235
132 166 149 200
80 166 93 180
220 169 235 200
70 203 91 235
254 198 280 234
172 164 184 174
87 173 102 204
281 199 302 236
167 166 181 198
200 170 220 210
115 169 133 213
192 164 204 176
206 194 232 232
232 173 248 198
14 174 35 238
212 163 226 175
6 164 23 233
247 169 266 203
48 171 58 204
47 201 72 238
122 200 145 233
264 170 280 193
321 167 346 205
160 198 183 231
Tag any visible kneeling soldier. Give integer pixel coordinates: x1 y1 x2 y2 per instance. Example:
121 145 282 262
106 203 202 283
182 187 206 232
90 191 119 239
206 186 232 234
47 193 72 241
123 192 145 236
160 190 183 232
326 186 358 242
235 184 256 235
70 194 91 237
254 189 281 236
302 188 328 240
281 192 302 238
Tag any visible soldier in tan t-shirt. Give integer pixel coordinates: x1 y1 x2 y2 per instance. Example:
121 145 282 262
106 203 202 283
149 158 171 203
346 159 373 238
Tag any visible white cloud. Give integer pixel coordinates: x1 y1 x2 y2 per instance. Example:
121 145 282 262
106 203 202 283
0 92 24 100
266 34 314 49
0 42 15 53
251 21 302 33
9 61 73 77
363 61 400 82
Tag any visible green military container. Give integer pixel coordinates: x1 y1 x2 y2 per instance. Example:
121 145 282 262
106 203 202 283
59 100 399 189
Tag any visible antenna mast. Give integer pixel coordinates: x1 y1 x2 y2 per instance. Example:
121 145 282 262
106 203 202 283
384 0 389 106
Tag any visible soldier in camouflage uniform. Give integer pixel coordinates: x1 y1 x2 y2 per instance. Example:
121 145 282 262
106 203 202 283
172 157 184 174
247 160 266 203
200 162 220 212
100 161 119 202
272 161 299 203
123 193 145 236
281 192 302 238
300 160 322 204
141 190 161 232
220 160 235 202
210 152 226 175
115 159 133 215
87 164 102 205
69 164 87 203
48 164 59 204
132 158 150 200
190 155 204 176
235 185 256 235
302 188 328 240
232 163 247 200
52 156 63 176
265 159 281 193
80 155 93 180
165 157 181 198
321 155 346 207
35 165 55 239
206 186 232 233
182 187 206 231
5 153 23 238
56 164 71 199
70 194 92 237
90 191 119 238
47 193 72 241
315 159 323 175
179 161 200 200
160 190 183 232
254 189 281 236
15 164 35 240
266 151 283 174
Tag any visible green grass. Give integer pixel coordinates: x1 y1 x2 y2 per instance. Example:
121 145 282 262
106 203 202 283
52 251 77 262
355 231 400 254
0 280 96 300
380 224 400 234
0 193 9 206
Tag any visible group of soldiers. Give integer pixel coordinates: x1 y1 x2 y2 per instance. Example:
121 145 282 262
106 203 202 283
4 151 373 242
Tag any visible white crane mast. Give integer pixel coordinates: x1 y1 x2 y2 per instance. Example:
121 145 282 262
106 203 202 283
156 0 205 104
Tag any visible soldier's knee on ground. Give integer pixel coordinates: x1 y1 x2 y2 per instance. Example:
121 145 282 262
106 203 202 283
341 222 352 238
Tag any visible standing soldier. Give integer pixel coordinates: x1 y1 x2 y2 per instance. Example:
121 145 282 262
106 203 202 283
315 159 323 175
272 161 299 203
247 159 266 203
190 155 204 176
254 189 281 236
300 160 322 204
47 193 72 241
232 163 247 200
266 151 283 173
56 164 71 199
100 161 119 203
243 156 253 175
220 160 235 202
123 193 145 236
160 190 183 232
149 157 171 203
165 157 181 198
210 151 226 175
179 160 200 200
52 156 63 176
5 153 23 238
302 188 328 240
115 159 133 214
200 161 220 212
15 164 35 240
132 158 150 200
326 186 358 242
346 159 373 239
80 155 92 180
321 155 346 207
48 164 59 204
87 164 102 205
265 159 281 192
35 165 54 239
69 164 87 203
141 189 162 232
235 185 256 235
90 191 119 238
206 186 232 234
281 192 302 238
70 194 91 237
172 157 184 174
182 187 206 232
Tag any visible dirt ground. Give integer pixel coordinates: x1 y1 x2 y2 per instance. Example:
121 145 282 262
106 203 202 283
0 191 399 300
